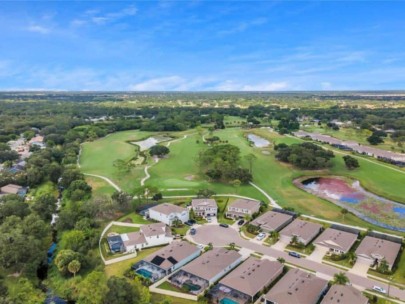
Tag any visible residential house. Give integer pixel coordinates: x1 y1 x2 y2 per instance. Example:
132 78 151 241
314 228 358 255
225 198 261 219
148 203 189 226
320 285 369 304
191 198 218 218
107 222 173 253
355 236 401 270
169 248 242 295
212 257 284 303
279 219 322 246
250 211 294 233
264 268 328 304
0 184 27 198
132 241 201 281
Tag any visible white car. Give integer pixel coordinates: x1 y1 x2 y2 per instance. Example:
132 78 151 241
256 232 266 241
372 286 387 294
197 244 205 250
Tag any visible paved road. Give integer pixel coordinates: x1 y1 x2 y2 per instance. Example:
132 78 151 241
191 225 405 302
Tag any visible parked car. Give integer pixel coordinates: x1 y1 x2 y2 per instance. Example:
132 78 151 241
372 286 387 294
197 244 205 250
190 228 196 235
219 223 229 228
188 219 196 224
288 251 301 258
185 221 193 226
237 219 245 226
256 232 266 240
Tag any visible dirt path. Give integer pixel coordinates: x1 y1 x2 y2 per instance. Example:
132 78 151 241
83 173 121 192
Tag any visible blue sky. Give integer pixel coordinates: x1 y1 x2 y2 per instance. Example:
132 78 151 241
1 1 405 91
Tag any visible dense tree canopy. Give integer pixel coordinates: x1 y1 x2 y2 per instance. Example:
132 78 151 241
275 142 335 169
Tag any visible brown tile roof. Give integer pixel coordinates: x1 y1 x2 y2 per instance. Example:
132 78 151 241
191 198 217 209
264 268 328 304
314 228 358 253
320 285 369 304
280 219 322 242
149 203 187 216
141 223 172 238
220 257 283 298
144 241 200 271
355 236 401 267
0 184 23 195
250 211 293 231
181 248 241 282
121 231 146 246
227 199 260 213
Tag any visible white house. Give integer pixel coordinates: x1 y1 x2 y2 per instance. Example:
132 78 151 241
148 203 189 226
191 198 218 218
108 223 173 253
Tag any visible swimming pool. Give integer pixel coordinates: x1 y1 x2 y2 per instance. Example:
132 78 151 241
136 268 153 279
220 298 239 304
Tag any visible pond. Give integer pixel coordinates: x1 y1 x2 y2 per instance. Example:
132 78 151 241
132 136 172 151
247 134 270 148
297 177 405 232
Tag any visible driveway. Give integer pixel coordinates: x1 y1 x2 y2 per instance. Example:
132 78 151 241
272 240 288 251
189 224 405 302
307 246 329 262
349 260 370 277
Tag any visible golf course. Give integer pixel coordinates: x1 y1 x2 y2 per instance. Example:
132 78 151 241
79 126 405 235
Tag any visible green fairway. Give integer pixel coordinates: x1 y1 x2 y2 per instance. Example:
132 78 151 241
85 176 116 196
80 130 153 192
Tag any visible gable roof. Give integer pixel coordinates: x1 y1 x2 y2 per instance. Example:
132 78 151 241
250 211 293 231
280 219 322 242
320 285 369 304
149 203 187 216
314 228 358 253
220 257 283 298
264 268 328 304
144 241 200 271
228 199 260 212
191 198 217 209
181 248 241 281
355 236 401 266
121 232 146 247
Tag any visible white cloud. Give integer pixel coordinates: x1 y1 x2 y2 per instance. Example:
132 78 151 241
215 80 289 91
27 24 51 34
74 5 138 26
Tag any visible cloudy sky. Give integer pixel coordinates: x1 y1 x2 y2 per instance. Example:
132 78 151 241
1 1 405 91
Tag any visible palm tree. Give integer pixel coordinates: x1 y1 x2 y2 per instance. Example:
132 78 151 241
340 208 348 221
244 153 257 174
347 252 356 265
291 235 299 246
377 258 390 274
68 260 81 277
228 242 236 250
207 242 213 250
277 257 285 264
333 272 349 285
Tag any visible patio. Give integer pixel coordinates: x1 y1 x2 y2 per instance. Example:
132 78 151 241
168 270 209 295
132 261 166 282
209 284 250 304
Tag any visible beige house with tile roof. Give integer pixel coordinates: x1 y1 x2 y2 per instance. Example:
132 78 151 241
314 228 358 255
264 268 328 304
279 219 323 246
225 199 261 219
320 285 369 304
250 211 294 233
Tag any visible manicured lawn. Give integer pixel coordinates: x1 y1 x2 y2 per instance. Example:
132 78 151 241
217 198 235 225
240 225 256 239
151 293 194 304
104 246 163 277
285 244 315 255
367 249 405 285
264 236 278 246
323 255 353 269
105 225 140 235
80 130 153 193
85 176 115 196
172 225 189 236
156 281 190 294
118 212 151 224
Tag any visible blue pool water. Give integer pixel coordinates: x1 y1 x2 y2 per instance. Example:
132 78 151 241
136 268 153 279
340 196 360 204
393 207 405 217
220 298 239 304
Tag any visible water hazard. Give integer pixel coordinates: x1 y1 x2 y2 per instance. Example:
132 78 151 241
298 177 405 232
